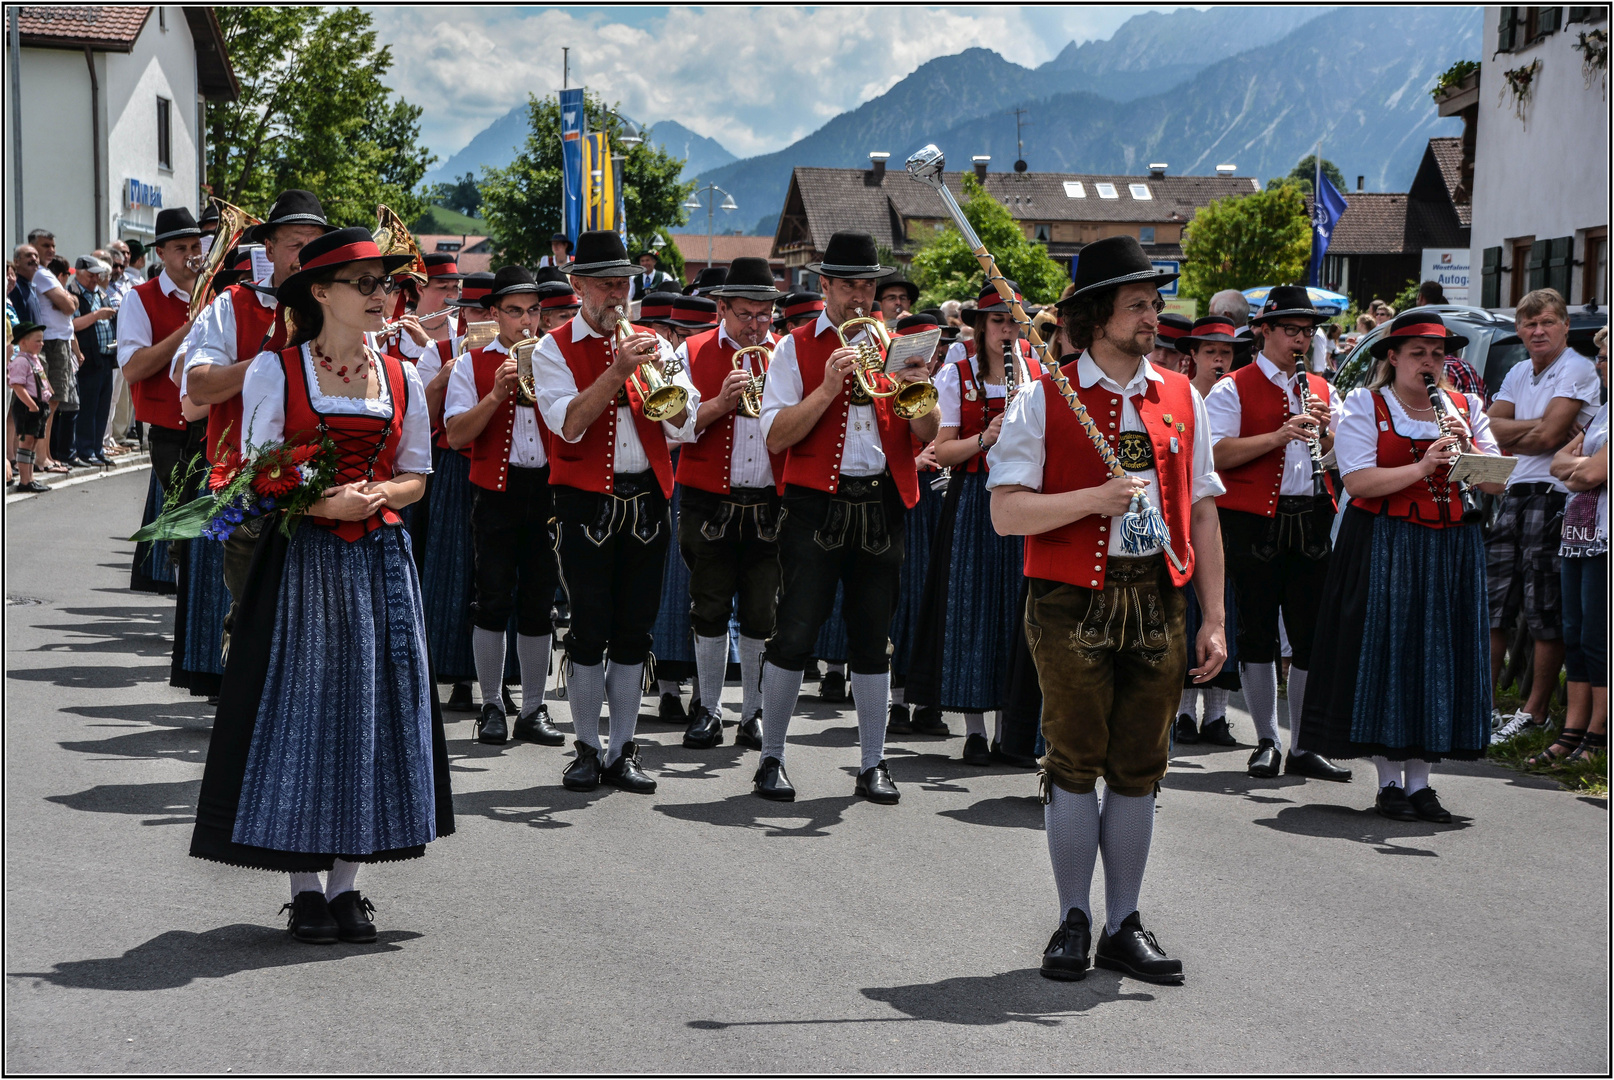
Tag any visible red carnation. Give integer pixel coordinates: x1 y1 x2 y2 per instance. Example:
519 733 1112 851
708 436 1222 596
208 448 245 491
252 461 301 498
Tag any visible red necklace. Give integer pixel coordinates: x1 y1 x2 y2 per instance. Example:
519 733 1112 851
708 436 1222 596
312 341 370 383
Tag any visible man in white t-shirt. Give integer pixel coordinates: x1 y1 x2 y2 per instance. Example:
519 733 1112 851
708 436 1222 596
1486 288 1604 742
27 231 81 465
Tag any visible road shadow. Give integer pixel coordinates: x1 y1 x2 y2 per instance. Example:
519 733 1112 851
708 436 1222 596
46 780 199 826
656 793 857 838
790 723 860 748
888 752 1031 794
28 605 179 659
451 783 611 830
937 795 1045 831
59 725 212 766
1160 767 1310 806
64 701 215 729
8 924 422 991
7 664 171 690
1252 802 1473 856
652 739 755 783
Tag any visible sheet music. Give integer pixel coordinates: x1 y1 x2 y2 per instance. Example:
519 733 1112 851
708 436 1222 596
458 321 498 357
884 328 941 374
1448 453 1517 486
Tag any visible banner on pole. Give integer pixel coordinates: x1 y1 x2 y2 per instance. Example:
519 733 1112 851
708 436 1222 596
582 132 614 233
1308 171 1348 288
560 88 585 244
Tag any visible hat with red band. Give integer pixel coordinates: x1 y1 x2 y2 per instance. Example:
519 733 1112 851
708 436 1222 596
1154 311 1192 350
275 226 415 310
449 271 494 310
639 292 680 324
1177 315 1252 352
962 279 1023 325
537 280 579 310
778 292 824 321
1370 312 1469 358
421 253 462 280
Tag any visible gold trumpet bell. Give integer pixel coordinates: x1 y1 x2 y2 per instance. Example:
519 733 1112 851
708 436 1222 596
615 307 688 421
835 313 937 420
892 380 938 420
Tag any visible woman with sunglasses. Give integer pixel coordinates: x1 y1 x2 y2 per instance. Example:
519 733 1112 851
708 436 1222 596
190 227 452 945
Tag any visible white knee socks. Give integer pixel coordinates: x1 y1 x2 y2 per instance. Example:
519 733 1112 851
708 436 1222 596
569 661 606 750
694 632 730 722
1098 791 1156 935
849 670 890 772
1204 687 1229 722
1286 666 1309 752
325 858 360 899
1045 784 1101 923
1177 689 1199 719
964 712 988 737
760 661 803 761
1371 756 1401 790
1242 662 1281 749
657 678 681 697
472 627 507 710
515 633 551 715
738 635 766 719
604 661 643 764
290 871 323 898
1402 758 1431 794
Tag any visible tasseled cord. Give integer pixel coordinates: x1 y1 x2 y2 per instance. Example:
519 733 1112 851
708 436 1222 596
1119 494 1173 556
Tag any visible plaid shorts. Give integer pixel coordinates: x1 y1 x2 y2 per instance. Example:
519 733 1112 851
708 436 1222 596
1486 487 1566 639
41 339 79 413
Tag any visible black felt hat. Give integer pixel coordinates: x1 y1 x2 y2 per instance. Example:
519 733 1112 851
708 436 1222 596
274 226 415 313
153 207 202 244
1178 315 1253 353
12 320 44 338
489 264 541 299
963 279 1023 325
1155 312 1193 351
421 253 464 280
1063 235 1177 303
449 271 496 310
638 292 682 324
245 190 335 244
1249 284 1326 326
877 277 920 307
686 267 728 295
563 230 640 278
198 203 221 229
1369 311 1469 359
550 232 574 253
708 257 783 301
805 231 897 280
668 294 718 329
893 313 939 336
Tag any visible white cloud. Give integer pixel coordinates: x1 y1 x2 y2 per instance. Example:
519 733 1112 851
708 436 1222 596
364 5 1184 162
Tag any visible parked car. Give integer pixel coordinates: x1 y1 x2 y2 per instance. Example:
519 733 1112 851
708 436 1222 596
1332 305 1523 399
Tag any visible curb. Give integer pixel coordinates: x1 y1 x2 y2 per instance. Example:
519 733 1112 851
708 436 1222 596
5 454 152 505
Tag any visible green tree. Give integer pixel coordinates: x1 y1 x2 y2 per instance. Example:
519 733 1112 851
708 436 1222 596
427 173 484 218
480 93 695 269
1180 183 1311 302
908 175 1068 309
1266 154 1347 197
206 7 435 227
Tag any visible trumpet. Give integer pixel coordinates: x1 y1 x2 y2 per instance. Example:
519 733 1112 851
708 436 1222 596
732 344 772 418
1293 353 1330 499
512 336 542 407
1421 373 1486 524
187 198 261 319
614 306 688 421
835 309 938 420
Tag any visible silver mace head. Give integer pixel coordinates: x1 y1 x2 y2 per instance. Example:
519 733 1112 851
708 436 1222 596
906 144 945 186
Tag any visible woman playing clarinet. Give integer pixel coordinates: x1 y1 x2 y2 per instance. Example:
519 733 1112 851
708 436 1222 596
1298 312 1504 822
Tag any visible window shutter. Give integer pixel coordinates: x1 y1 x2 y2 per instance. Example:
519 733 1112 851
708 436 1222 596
1545 235 1574 297
1537 5 1563 34
1498 6 1519 50
1566 6 1598 23
1527 239 1548 291
1482 246 1502 307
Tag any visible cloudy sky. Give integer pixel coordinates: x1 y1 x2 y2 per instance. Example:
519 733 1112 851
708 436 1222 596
365 5 1185 163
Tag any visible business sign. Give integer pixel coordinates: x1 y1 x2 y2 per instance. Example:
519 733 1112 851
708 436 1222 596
124 178 163 209
1152 259 1180 297
1421 248 1470 304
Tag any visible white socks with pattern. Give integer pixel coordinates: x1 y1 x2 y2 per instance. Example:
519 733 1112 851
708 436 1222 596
1241 662 1281 750
604 661 643 765
760 661 803 761
1045 784 1100 923
1098 791 1155 935
850 670 890 772
472 627 507 711
694 633 729 723
1285 667 1309 753
515 633 551 716
325 858 360 899
569 661 606 751
738 635 766 720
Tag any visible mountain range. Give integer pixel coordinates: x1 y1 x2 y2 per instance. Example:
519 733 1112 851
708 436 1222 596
422 112 735 187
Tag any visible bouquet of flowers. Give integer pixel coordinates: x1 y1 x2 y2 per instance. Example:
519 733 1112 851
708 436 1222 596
130 433 340 542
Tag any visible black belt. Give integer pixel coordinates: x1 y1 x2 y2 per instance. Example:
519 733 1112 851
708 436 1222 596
724 485 775 506
612 469 658 498
1275 495 1320 514
1506 482 1559 497
835 473 889 502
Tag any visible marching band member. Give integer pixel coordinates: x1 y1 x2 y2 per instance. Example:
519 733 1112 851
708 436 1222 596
1148 312 1192 374
531 230 700 794
639 292 682 345
1203 285 1352 783
443 266 565 747
774 291 824 335
753 231 941 803
876 275 919 330
385 252 462 366
667 257 785 749
987 236 1225 985
1299 313 1502 822
538 232 573 270
191 227 450 944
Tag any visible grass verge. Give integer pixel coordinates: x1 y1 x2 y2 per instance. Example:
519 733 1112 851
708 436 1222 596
1486 691 1608 798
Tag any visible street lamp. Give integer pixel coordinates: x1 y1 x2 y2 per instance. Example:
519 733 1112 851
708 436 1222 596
685 182 737 273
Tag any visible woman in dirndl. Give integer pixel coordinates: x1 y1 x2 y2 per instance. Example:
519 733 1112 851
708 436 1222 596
190 227 452 943
1298 312 1503 822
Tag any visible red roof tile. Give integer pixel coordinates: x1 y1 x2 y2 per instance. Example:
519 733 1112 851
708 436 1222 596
18 6 151 49
671 234 782 267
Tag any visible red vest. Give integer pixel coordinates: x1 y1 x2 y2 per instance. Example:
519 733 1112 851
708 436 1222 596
278 346 408 542
127 278 187 431
780 321 921 509
205 285 285 462
674 327 785 494
420 338 464 454
1022 363 1198 589
952 358 1007 474
1217 361 1333 517
464 344 546 491
1352 389 1474 529
547 318 676 497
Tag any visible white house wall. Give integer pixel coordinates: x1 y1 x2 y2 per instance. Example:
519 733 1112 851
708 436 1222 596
104 6 199 244
9 46 97 258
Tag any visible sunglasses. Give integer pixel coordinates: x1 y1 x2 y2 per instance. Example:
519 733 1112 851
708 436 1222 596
330 276 400 296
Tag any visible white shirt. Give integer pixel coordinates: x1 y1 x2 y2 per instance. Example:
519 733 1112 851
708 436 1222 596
184 277 278 396
532 315 699 473
935 357 1006 429
759 312 885 477
987 355 1223 555
30 267 74 340
413 334 461 387
672 323 775 489
240 345 433 475
1492 347 1603 490
443 337 548 469
171 319 209 385
1204 353 1343 497
115 269 192 369
1335 386 1499 478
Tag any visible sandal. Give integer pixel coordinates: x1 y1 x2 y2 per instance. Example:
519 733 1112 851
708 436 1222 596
1563 731 1607 766
1525 727 1586 767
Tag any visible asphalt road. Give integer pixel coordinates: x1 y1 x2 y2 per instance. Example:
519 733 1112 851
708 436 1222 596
4 468 1608 1073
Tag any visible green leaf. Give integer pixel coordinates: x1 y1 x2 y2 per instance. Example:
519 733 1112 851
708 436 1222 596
908 175 1069 309
129 495 220 543
1179 183 1311 303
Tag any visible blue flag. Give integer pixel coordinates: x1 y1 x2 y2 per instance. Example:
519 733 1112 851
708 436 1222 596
560 88 585 245
1308 170 1348 288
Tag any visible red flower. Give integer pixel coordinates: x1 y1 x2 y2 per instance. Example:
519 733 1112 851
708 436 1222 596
287 444 321 466
252 461 301 498
208 448 245 491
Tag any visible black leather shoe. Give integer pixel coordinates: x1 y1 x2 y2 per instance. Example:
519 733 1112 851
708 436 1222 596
602 741 657 793
1095 912 1183 984
1376 783 1420 821
683 704 723 749
280 891 339 945
658 691 687 724
753 756 796 801
562 741 602 791
1198 716 1238 746
990 741 1039 769
736 710 763 750
513 703 564 745
1247 739 1280 778
1407 786 1452 823
855 760 900 804
1173 713 1200 745
961 732 992 765
886 703 914 735
910 706 949 736
444 682 476 712
1040 907 1091 981
819 670 847 702
474 702 508 745
326 890 377 943
1286 749 1353 782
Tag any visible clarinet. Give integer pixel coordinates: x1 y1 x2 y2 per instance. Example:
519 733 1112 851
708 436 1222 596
1421 373 1487 524
1002 339 1018 402
1292 353 1330 498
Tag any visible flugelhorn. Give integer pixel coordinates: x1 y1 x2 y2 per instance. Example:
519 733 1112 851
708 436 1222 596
187 198 261 319
614 306 688 421
835 309 938 420
732 343 772 418
512 336 542 407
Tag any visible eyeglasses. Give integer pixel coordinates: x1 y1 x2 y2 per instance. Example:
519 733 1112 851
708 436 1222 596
1266 322 1315 337
725 309 773 324
1122 298 1167 317
331 276 393 296
496 304 543 318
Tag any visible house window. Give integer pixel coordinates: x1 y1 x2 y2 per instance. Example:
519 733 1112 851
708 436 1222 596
1095 183 1118 199
1499 6 1563 50
156 97 172 171
1063 181 1086 198
1567 7 1607 22
1510 237 1535 304
1034 224 1051 243
1583 228 1608 305
1129 183 1152 200
1139 226 1156 245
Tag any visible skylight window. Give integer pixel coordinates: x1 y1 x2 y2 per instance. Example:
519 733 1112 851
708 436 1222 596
1129 183 1152 200
1063 181 1086 198
1095 183 1118 199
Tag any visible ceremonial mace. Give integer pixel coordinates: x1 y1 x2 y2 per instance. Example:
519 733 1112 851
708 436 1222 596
904 144 1183 569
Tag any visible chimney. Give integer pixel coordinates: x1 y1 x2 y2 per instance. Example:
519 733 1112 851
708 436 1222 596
972 155 990 182
1356 175 1365 192
1215 164 1237 175
1148 163 1167 178
868 151 889 181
